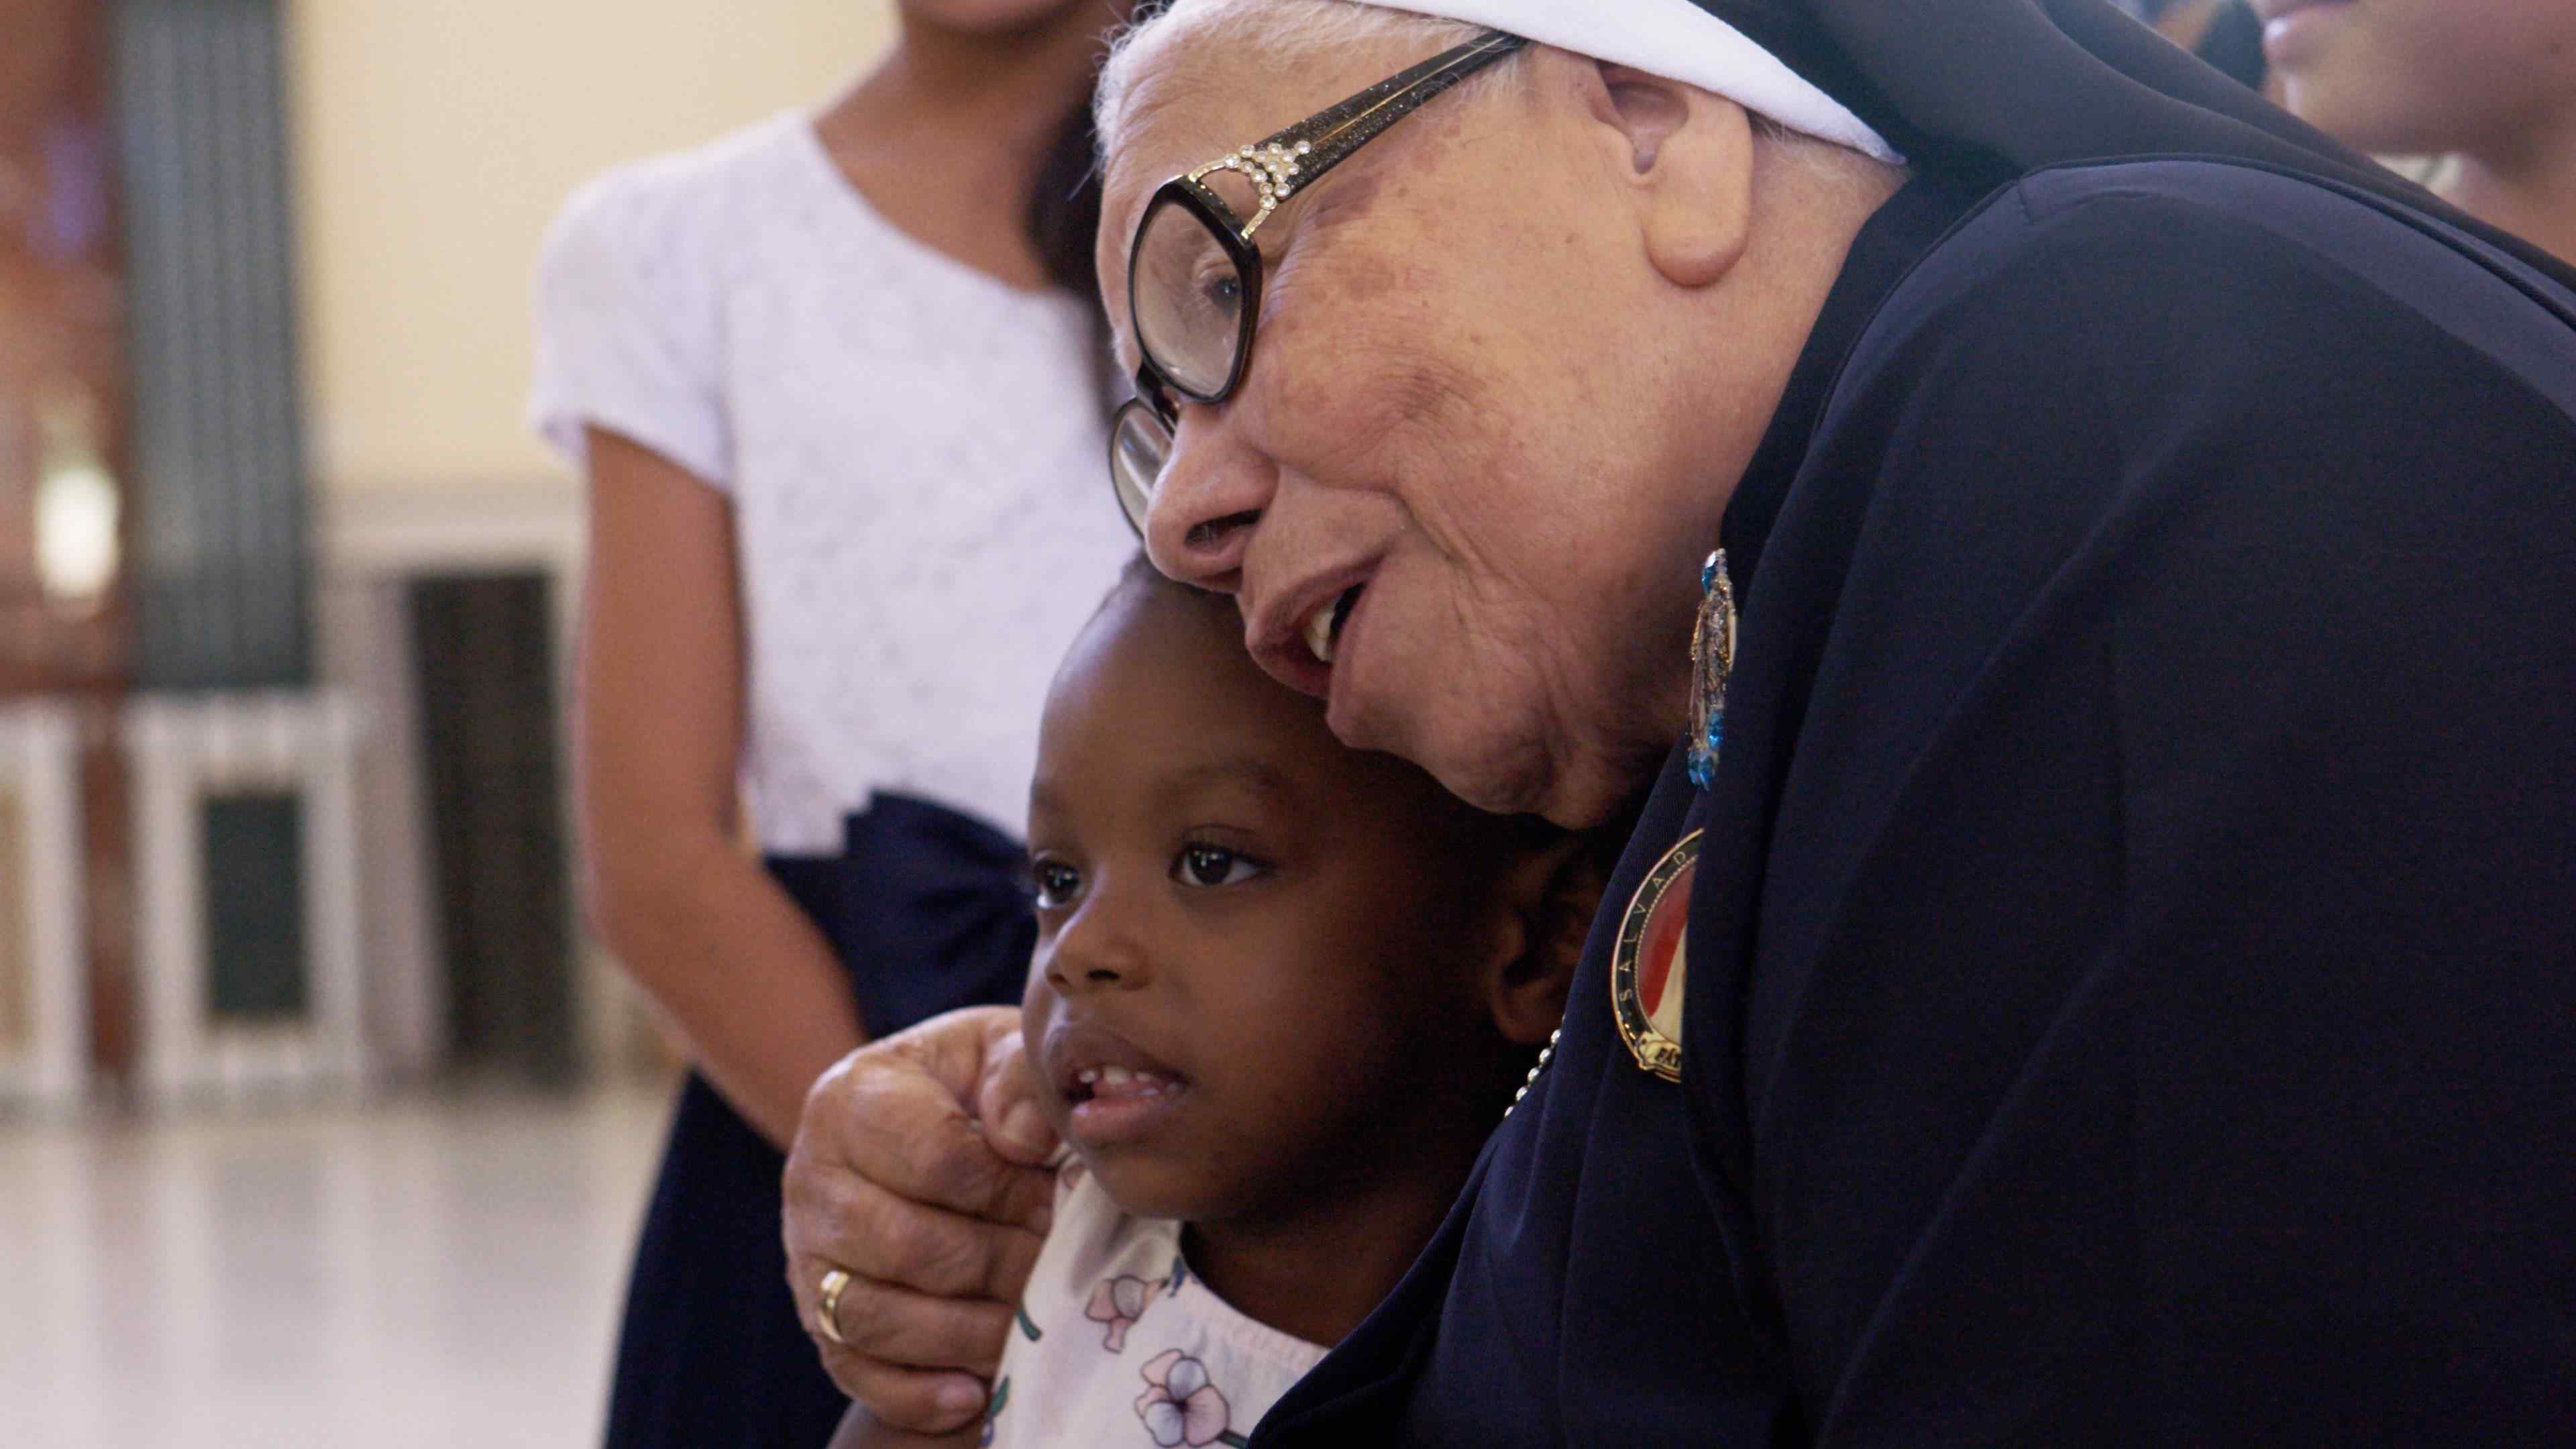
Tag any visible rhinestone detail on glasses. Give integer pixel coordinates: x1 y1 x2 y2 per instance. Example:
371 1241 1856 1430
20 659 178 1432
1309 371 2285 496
1191 139 1314 234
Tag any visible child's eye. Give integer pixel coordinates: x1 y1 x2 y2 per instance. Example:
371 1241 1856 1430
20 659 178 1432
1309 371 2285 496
1030 857 1083 909
1172 843 1263 889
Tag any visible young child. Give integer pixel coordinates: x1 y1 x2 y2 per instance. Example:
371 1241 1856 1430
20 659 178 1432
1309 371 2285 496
837 557 1607 1448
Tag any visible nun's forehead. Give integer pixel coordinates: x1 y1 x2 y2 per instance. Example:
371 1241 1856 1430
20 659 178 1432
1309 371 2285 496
1097 18 1443 236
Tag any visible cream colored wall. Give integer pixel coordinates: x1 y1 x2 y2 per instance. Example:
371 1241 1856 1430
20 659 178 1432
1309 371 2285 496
285 0 896 500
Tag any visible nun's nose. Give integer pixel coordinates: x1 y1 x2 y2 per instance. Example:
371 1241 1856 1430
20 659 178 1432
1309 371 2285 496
1143 409 1269 592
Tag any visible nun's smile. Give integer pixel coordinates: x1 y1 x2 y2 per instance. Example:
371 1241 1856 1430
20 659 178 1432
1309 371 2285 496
1094 13 1896 825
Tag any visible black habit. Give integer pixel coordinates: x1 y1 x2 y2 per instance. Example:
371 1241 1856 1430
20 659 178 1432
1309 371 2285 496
1248 150 2576 1444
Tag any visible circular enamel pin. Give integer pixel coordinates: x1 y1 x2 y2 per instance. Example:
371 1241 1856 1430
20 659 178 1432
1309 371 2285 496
1611 828 1700 1082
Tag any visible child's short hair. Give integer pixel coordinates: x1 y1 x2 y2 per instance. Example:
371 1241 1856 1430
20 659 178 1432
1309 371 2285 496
1110 549 1224 607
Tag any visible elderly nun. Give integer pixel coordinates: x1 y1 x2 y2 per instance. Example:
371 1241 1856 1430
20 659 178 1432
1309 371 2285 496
782 0 2576 1442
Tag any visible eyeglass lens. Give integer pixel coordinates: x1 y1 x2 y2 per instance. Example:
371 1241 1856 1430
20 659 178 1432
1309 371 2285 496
1131 184 1256 400
1110 402 1168 532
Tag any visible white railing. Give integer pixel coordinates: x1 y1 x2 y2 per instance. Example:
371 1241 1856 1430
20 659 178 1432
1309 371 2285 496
124 691 368 1103
0 702 87 1110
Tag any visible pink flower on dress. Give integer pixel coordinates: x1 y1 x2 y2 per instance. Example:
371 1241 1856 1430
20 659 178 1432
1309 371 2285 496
1133 1350 1244 1447
1086 1273 1162 1352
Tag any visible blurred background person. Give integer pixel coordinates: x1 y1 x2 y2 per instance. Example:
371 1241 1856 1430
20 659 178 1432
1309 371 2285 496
2258 0 2576 262
530 0 1133 1443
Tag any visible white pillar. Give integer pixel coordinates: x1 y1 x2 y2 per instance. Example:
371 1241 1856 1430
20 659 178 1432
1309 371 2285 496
0 702 89 1110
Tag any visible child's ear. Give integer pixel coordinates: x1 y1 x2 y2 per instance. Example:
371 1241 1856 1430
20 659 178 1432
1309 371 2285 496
1482 830 1617 1047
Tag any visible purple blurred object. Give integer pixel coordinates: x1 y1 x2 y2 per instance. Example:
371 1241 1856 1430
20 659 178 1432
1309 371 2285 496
34 115 108 262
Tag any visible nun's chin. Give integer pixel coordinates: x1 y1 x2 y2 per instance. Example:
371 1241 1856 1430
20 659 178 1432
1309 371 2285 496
1326 685 1550 820
1344 700 1646 830
1521 740 1670 830
1315 602 1674 826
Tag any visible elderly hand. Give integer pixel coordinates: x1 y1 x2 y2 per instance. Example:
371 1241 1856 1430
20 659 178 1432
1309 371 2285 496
784 1006 1060 1434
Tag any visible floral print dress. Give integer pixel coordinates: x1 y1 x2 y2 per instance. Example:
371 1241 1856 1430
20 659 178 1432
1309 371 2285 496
981 1163 1328 1448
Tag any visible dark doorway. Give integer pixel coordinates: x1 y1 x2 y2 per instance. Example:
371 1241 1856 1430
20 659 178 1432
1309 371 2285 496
408 571 576 1086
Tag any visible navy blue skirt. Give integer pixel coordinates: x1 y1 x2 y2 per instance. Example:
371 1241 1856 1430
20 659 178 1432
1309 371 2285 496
600 794 1037 1449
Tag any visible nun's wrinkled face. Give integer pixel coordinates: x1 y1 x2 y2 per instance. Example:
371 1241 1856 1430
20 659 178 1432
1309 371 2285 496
2255 0 2576 157
1099 30 1768 827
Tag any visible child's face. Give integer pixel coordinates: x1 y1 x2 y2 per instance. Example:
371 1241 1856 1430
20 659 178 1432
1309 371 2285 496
1022 582 1525 1226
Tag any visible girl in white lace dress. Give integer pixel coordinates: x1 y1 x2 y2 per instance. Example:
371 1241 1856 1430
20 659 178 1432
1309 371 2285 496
529 3 1133 1444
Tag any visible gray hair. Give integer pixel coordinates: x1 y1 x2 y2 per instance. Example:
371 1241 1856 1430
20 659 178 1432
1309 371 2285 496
1095 1 1489 158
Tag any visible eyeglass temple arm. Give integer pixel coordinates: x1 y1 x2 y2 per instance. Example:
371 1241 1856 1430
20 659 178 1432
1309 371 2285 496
1257 31 1527 194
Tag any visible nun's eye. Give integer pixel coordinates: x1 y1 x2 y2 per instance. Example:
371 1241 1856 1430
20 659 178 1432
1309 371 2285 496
1199 268 1243 318
1173 843 1263 889
1030 858 1083 909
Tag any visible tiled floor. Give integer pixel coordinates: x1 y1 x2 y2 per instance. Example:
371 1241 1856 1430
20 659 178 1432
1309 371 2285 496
1 1083 679 1448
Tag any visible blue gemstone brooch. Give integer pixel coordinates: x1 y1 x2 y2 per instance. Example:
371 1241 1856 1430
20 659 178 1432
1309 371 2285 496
1686 549 1735 790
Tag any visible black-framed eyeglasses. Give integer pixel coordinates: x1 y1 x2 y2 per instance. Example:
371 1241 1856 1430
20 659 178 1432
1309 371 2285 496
1108 28 1528 535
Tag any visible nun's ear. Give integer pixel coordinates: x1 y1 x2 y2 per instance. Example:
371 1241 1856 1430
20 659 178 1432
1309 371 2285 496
1579 60 1755 290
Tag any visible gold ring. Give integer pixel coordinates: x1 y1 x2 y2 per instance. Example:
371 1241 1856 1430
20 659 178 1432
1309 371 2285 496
816 1268 853 1346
